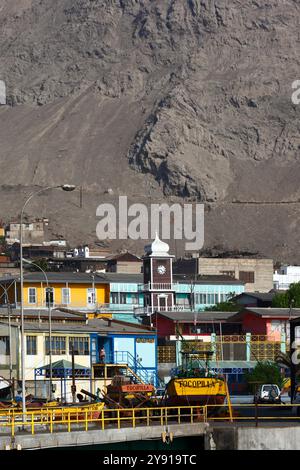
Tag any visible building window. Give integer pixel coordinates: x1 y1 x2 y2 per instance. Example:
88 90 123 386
61 288 70 305
0 336 10 355
190 325 215 334
87 288 96 305
45 336 66 355
26 336 37 355
69 337 89 355
131 294 139 304
177 296 190 307
195 293 206 304
111 293 127 304
221 270 235 278
28 288 36 304
239 271 255 283
190 325 202 334
45 287 54 306
195 293 219 305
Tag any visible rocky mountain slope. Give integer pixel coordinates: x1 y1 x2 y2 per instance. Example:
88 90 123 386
0 0 300 261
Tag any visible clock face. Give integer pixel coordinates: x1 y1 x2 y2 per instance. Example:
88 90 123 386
157 265 166 275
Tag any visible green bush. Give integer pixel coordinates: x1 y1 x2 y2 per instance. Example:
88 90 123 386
245 361 284 392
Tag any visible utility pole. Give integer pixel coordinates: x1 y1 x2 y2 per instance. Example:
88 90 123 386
5 297 13 382
71 344 76 403
46 287 53 401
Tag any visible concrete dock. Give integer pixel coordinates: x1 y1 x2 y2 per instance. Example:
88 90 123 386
1 421 300 450
0 422 208 450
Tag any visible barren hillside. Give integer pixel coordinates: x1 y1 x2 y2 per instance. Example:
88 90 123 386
0 0 299 262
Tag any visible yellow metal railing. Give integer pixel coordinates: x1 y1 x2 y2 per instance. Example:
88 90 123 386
205 402 300 422
1 403 300 436
0 405 208 436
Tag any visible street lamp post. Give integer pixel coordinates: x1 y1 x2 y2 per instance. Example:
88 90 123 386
19 184 76 416
22 258 53 400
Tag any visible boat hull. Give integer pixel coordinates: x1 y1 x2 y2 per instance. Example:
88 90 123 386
165 377 227 408
165 394 225 406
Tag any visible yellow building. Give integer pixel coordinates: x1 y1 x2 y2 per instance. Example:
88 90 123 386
0 272 110 312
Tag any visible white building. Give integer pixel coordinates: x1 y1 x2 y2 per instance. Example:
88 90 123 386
273 266 300 290
73 246 109 259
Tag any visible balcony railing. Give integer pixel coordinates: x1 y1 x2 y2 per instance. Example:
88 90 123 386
138 283 179 292
95 303 142 313
134 305 191 316
14 301 97 311
12 302 142 313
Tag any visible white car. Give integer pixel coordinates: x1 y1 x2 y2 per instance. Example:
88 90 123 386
254 384 281 404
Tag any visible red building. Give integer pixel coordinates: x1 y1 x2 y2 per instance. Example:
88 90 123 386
154 311 242 342
228 307 300 340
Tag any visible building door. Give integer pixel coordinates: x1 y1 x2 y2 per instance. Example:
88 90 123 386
98 337 113 363
158 295 167 311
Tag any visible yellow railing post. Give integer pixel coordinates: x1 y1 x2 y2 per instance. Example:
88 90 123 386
191 406 193 424
178 407 181 424
225 381 233 423
101 409 105 430
50 410 53 434
132 408 135 428
85 410 88 432
11 415 15 437
31 412 34 435
160 408 163 426
68 411 71 432
117 409 120 429
147 407 150 426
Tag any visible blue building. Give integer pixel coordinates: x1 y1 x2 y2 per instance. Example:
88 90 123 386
94 272 244 323
95 273 144 322
90 318 157 384
173 275 244 311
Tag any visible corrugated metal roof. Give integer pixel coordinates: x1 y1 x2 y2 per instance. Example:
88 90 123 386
38 360 89 370
0 308 84 319
228 307 300 322
158 311 239 322
95 273 143 283
5 317 154 335
0 272 110 284
245 307 300 317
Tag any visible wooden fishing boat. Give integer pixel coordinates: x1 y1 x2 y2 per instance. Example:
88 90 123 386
165 375 227 406
164 351 227 408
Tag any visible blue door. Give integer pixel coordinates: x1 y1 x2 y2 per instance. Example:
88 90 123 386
99 337 113 363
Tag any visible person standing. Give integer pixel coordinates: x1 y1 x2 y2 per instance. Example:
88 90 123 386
100 347 106 364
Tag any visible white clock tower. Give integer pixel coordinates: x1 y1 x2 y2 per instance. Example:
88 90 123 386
142 233 175 313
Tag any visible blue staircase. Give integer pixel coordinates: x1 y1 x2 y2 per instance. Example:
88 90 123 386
110 351 163 387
